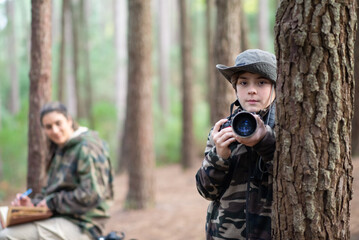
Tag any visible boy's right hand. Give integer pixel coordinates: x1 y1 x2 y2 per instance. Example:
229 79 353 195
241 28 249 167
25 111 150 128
212 119 237 159
11 193 34 207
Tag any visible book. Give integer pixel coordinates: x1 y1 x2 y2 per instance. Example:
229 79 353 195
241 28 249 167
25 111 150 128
0 206 53 229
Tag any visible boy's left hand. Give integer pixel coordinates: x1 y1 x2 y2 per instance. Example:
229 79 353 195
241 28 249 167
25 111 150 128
233 114 267 147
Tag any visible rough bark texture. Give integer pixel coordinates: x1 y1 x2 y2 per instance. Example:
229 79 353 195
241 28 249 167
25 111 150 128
213 0 240 120
27 0 52 194
179 0 195 169
352 0 359 155
206 0 216 125
124 0 155 209
273 1 356 239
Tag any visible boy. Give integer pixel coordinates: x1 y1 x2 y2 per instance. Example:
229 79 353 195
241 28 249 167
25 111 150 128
196 49 277 240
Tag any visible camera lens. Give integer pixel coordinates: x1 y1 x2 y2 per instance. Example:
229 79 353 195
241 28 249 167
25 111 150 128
231 112 257 137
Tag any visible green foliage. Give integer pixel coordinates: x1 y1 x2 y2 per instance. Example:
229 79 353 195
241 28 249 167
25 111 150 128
91 101 118 168
0 103 29 200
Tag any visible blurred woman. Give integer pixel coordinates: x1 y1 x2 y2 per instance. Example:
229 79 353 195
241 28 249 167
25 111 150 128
0 102 114 240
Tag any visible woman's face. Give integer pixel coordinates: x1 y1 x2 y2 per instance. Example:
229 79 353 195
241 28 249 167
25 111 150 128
41 111 74 147
235 72 275 113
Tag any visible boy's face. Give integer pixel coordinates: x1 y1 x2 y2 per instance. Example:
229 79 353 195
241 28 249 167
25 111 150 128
235 72 275 113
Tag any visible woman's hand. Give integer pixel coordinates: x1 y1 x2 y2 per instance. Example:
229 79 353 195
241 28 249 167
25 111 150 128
234 114 267 147
212 119 237 159
11 194 34 207
36 199 50 210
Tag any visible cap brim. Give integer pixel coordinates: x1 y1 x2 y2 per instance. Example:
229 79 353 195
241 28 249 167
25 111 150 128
216 62 277 83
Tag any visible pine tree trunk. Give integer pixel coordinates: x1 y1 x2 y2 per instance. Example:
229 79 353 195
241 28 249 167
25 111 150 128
273 1 356 239
213 0 240 120
114 0 128 173
206 0 216 125
179 0 195 169
57 0 68 103
352 0 359 156
6 0 20 115
27 0 52 194
258 0 270 51
124 0 155 209
158 0 171 118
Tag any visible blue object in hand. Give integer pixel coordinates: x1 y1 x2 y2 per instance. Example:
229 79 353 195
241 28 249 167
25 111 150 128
20 188 32 199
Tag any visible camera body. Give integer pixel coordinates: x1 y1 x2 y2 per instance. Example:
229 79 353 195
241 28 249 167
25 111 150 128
220 111 258 138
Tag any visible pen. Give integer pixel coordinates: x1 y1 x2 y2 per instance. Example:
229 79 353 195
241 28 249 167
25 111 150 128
20 188 32 199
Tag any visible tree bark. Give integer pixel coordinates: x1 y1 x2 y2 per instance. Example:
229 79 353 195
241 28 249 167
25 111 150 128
352 0 359 155
57 0 69 103
80 0 94 128
179 0 195 169
114 0 128 173
27 0 52 194
158 0 171 118
258 0 270 51
124 0 155 209
213 0 240 121
6 0 20 115
273 1 356 239
206 0 216 125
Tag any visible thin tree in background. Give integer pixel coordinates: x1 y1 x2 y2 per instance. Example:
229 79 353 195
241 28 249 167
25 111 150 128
179 0 195 168
258 0 270 51
206 0 216 125
352 0 359 156
114 0 128 173
79 0 94 128
123 0 155 209
57 0 69 103
213 0 240 120
27 0 52 194
240 1 249 51
273 1 356 239
70 0 81 118
6 0 20 115
157 0 171 119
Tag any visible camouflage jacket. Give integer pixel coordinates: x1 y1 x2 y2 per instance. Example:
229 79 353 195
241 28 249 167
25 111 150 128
32 127 114 239
196 111 275 240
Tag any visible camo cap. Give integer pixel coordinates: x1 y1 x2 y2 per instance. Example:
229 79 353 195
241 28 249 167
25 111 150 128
216 49 277 84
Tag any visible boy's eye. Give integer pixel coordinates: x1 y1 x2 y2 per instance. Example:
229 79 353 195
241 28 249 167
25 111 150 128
238 81 247 86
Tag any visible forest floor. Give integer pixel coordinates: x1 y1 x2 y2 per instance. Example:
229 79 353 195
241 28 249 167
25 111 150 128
2 158 359 240
106 158 359 240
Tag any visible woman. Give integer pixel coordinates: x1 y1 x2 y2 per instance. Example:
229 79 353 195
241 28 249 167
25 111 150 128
0 102 114 240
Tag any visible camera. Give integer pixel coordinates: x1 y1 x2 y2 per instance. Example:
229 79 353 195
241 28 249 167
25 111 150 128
220 111 258 138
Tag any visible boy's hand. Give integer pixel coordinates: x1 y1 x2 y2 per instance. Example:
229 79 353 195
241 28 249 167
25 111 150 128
212 119 237 159
234 114 267 147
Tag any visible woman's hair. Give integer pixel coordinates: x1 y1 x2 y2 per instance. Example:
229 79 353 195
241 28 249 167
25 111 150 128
40 101 78 130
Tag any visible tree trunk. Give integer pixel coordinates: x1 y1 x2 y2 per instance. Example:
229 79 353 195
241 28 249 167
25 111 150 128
57 0 69 103
70 0 81 118
213 0 240 121
124 0 155 209
27 0 52 194
352 0 359 156
258 0 270 51
179 0 195 169
6 0 20 115
158 0 171 118
114 0 128 173
273 1 356 239
80 0 94 128
240 1 249 51
206 0 216 125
